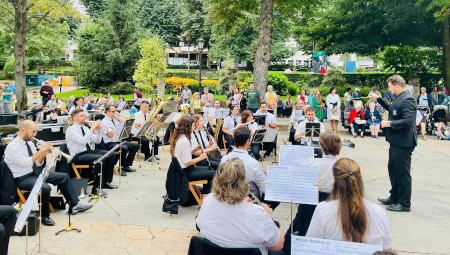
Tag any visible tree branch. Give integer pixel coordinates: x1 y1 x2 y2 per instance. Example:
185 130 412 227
26 3 35 11
27 10 53 31
0 5 14 17
0 16 14 31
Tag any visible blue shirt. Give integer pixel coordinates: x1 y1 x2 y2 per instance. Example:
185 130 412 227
1 88 12 101
438 93 449 106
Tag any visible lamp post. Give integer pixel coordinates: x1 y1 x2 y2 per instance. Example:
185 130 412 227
198 38 204 92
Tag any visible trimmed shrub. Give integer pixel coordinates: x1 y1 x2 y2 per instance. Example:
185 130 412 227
321 69 346 87
287 84 298 96
202 79 220 94
3 59 15 78
237 71 253 82
267 72 291 95
0 55 11 69
189 80 199 91
111 81 134 94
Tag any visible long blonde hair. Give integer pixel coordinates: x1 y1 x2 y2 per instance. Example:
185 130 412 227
212 158 249 205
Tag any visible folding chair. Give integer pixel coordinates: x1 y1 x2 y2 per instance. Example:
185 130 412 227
17 188 55 213
189 180 208 207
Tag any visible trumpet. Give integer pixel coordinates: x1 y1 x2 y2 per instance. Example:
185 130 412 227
32 138 74 162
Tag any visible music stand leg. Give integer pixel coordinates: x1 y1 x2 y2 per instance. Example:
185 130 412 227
90 161 120 216
55 210 81 235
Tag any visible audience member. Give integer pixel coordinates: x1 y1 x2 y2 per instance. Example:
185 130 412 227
284 94 293 118
435 118 450 140
365 102 382 138
326 87 340 132
22 91 43 121
348 102 366 138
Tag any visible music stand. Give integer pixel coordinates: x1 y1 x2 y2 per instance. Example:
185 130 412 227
305 122 321 145
122 100 135 111
253 114 266 126
116 101 127 111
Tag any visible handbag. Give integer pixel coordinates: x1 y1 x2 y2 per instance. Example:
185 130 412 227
330 112 339 120
355 119 367 125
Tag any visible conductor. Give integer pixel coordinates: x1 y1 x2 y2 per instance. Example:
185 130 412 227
368 75 417 212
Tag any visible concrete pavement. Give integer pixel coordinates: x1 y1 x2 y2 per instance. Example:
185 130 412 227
8 118 450 254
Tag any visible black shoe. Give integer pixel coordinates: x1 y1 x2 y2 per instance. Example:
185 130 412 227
91 188 108 197
155 156 160 160
104 182 118 189
70 203 93 214
377 197 396 205
123 167 136 172
42 217 55 226
120 170 127 176
386 203 410 212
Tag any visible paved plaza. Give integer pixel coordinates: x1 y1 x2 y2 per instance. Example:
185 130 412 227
9 118 450 255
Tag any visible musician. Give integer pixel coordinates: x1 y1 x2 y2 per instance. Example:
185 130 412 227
207 99 221 135
101 105 139 174
294 107 325 145
196 158 284 255
131 101 160 161
252 102 277 161
66 109 117 194
220 127 265 198
289 100 306 144
283 131 341 254
69 97 88 116
5 120 92 226
240 110 258 137
222 105 240 153
192 114 220 169
170 116 215 196
0 205 15 254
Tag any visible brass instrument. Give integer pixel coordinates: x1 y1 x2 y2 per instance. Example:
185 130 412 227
179 103 190 116
214 118 224 142
144 96 169 140
33 137 74 162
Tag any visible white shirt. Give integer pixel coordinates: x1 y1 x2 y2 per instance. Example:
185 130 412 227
101 116 119 143
142 97 152 105
208 108 219 126
191 130 209 150
406 85 414 95
174 135 192 169
290 110 305 129
306 199 392 250
131 111 148 136
223 115 240 133
418 94 429 106
220 148 266 194
5 137 42 178
295 117 325 144
255 110 277 130
69 105 88 116
305 155 337 193
196 195 280 255
66 123 102 156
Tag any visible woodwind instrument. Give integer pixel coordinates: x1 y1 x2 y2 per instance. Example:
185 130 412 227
203 126 224 157
193 131 212 170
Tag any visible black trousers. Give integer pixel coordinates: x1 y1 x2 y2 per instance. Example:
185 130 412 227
16 172 80 217
250 142 275 160
283 191 330 255
73 149 116 189
196 156 220 170
105 141 139 168
224 134 234 154
131 136 159 160
388 145 414 207
185 166 215 194
0 206 16 255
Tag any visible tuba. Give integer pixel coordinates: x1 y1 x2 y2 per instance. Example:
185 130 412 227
179 103 190 116
144 96 169 140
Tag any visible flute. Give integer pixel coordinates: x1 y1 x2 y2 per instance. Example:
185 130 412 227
193 131 212 170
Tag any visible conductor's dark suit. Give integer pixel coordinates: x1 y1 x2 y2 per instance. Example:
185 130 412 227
377 90 417 207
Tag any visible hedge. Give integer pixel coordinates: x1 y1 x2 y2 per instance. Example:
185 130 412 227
167 64 207 70
165 71 198 79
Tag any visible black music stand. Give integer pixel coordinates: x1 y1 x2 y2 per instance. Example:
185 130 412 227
305 122 321 145
122 100 135 111
253 114 267 126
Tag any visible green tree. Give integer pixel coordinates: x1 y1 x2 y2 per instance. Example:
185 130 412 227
80 0 106 19
181 0 212 48
139 0 183 47
0 0 78 111
133 36 167 92
26 22 70 61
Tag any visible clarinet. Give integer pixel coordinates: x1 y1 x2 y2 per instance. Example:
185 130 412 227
203 126 224 157
193 130 212 170
247 192 281 228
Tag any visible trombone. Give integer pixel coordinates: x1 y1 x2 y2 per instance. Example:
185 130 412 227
33 138 74 162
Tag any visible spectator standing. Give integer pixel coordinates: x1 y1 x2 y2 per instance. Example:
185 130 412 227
1 83 14 113
311 89 324 122
308 89 315 105
142 93 152 105
431 87 439 105
182 85 192 104
297 89 308 105
264 85 278 111
343 87 352 111
438 88 449 106
239 91 248 111
326 87 341 132
226 89 234 106
133 87 143 111
201 87 215 122
232 88 241 106
39 80 54 106
190 92 202 114
406 80 414 95
83 92 91 100
276 95 284 117
246 83 261 113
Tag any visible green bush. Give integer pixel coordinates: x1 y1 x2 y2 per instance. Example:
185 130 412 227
0 71 7 80
189 80 199 91
167 64 207 69
26 56 47 70
0 55 12 69
287 84 298 96
111 81 134 94
165 71 198 79
237 71 252 82
3 59 15 78
321 69 346 87
267 72 291 95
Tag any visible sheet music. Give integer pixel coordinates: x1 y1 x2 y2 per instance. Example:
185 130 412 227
112 122 125 141
265 166 318 205
279 145 314 167
263 128 278 142
117 101 127 111
291 236 382 255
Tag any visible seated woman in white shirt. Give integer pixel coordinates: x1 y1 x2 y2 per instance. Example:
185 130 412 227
283 131 342 254
170 116 215 195
191 114 220 170
196 158 284 255
306 158 393 252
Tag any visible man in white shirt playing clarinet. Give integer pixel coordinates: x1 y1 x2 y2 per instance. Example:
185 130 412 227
5 120 92 226
252 102 278 161
101 105 139 175
66 109 116 195
222 105 240 154
131 101 160 162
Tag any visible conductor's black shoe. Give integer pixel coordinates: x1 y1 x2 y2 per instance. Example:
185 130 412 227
377 197 396 205
71 203 93 214
42 217 55 226
124 167 136 172
120 170 127 176
386 203 410 212
104 182 118 189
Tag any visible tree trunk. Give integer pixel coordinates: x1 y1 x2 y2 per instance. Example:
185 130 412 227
253 0 274 96
443 18 450 92
14 0 28 112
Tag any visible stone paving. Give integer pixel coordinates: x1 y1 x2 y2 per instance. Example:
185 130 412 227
8 118 450 254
